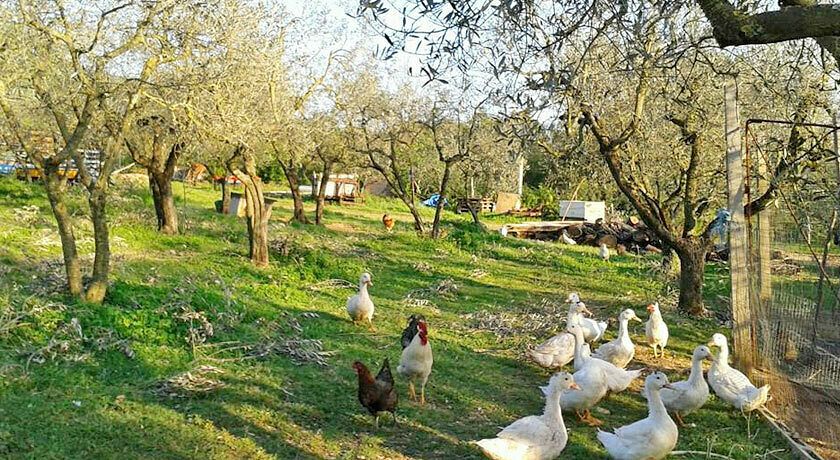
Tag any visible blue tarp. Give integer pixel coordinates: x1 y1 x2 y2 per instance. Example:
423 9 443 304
422 194 448 208
0 164 15 175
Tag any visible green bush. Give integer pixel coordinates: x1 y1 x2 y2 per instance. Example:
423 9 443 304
256 163 286 184
521 185 559 219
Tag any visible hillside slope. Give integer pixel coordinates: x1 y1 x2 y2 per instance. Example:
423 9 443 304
0 178 790 459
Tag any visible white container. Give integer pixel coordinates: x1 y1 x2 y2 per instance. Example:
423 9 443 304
557 201 605 223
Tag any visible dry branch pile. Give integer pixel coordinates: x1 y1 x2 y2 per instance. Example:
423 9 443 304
463 298 569 340
245 313 334 366
25 317 135 366
152 365 226 398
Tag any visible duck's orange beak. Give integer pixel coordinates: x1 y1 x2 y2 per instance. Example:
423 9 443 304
646 304 655 313
569 383 581 390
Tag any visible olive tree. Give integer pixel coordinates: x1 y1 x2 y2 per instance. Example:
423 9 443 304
336 71 430 232
0 0 216 302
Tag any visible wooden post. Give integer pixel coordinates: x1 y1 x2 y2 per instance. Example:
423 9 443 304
725 82 754 373
757 142 772 310
755 126 772 368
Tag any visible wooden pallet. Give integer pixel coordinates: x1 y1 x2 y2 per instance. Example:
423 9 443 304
456 198 494 214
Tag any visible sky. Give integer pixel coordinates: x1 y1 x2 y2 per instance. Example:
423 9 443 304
281 0 430 90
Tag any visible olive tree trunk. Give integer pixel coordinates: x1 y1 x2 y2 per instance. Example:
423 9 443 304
220 179 231 214
242 176 270 267
229 147 272 267
315 160 333 225
431 161 453 239
674 237 711 316
42 166 83 297
149 172 178 234
85 187 110 303
286 170 310 224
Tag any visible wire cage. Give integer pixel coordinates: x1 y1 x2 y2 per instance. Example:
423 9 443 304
744 118 840 459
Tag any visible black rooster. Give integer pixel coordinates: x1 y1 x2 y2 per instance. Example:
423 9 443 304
352 358 398 429
400 314 426 349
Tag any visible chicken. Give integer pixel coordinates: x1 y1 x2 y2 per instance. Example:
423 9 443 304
645 302 669 358
347 273 375 329
353 359 398 429
382 214 395 232
599 243 610 261
398 317 433 404
401 314 426 349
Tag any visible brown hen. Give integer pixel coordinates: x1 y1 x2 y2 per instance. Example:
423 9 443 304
382 214 395 233
353 359 398 429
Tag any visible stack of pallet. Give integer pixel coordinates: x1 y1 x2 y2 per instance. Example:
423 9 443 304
456 198 495 214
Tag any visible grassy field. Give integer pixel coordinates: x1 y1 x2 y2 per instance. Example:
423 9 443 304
0 177 793 459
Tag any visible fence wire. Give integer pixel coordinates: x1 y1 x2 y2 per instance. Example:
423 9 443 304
745 120 840 460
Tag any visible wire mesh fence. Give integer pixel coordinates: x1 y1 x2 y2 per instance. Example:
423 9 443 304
745 119 840 460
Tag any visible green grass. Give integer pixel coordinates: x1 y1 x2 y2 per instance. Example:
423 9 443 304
0 177 792 459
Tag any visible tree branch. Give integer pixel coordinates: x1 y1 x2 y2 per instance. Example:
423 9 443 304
697 0 840 50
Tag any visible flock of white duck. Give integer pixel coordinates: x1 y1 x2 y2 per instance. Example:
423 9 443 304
346 276 772 459
476 293 772 460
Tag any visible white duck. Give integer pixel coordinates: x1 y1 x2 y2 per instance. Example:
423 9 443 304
566 292 581 304
346 273 374 329
530 332 575 369
593 308 643 368
570 302 608 343
707 333 771 412
542 326 609 426
597 372 679 460
643 345 712 426
561 229 577 245
567 324 643 393
476 372 579 460
645 302 669 358
529 303 595 368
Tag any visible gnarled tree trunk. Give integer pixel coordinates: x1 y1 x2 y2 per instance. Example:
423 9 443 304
86 186 110 303
42 165 83 297
674 237 710 316
149 172 178 234
286 169 310 224
431 161 453 239
220 178 231 214
229 146 271 267
315 160 333 225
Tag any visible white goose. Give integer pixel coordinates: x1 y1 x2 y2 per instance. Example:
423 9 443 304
643 345 712 426
645 302 669 358
476 372 579 460
346 273 374 329
542 325 609 426
593 308 642 368
567 324 643 393
707 333 770 412
597 372 679 460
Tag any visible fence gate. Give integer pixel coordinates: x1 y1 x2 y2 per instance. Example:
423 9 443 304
744 117 840 459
